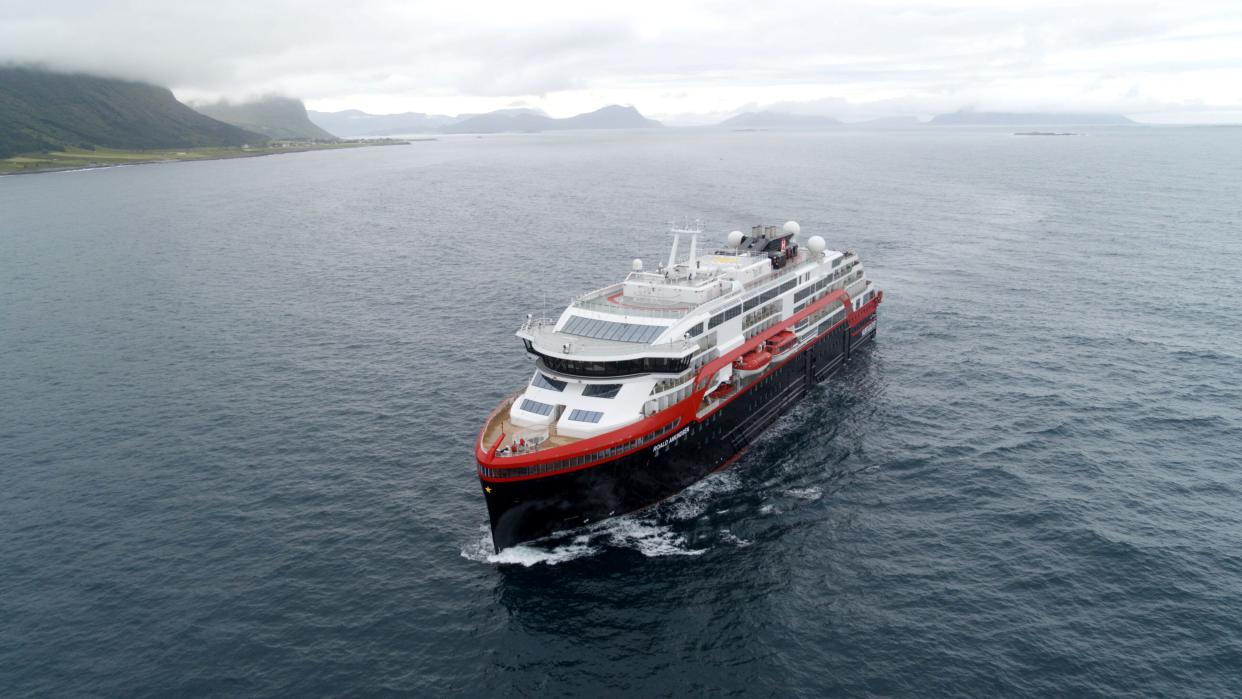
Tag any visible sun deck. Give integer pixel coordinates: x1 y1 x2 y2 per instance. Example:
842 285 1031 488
480 394 583 458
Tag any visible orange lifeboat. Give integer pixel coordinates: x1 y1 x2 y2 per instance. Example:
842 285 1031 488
733 349 771 377
766 330 797 358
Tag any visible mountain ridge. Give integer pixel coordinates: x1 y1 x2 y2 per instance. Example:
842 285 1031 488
717 111 844 129
308 104 661 136
0 66 261 158
193 96 336 140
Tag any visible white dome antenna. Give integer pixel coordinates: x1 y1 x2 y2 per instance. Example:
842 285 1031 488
807 235 826 256
727 230 744 248
632 258 644 272
783 220 801 236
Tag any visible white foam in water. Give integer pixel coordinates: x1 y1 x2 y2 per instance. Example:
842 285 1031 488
600 516 706 557
662 470 742 521
487 539 600 567
719 529 753 547
463 472 741 565
460 527 600 567
785 486 823 501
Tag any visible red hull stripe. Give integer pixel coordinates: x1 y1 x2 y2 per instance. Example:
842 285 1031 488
476 287 882 482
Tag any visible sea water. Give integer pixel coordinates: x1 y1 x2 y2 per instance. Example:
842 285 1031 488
2 126 1240 696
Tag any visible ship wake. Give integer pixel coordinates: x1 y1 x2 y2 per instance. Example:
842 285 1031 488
461 470 748 566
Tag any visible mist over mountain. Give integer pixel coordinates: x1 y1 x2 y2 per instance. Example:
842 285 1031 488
306 109 458 138
308 104 660 136
194 96 335 140
848 115 924 128
0 66 259 158
930 111 1137 126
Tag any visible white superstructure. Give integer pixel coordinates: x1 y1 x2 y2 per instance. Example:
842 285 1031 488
503 221 880 449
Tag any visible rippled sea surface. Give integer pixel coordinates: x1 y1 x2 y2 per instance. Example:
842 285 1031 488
2 127 1241 697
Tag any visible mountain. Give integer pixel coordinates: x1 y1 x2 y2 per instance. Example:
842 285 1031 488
307 109 457 137
0 66 261 158
558 105 661 130
848 116 924 128
440 109 555 134
194 96 336 140
309 104 661 136
717 111 844 129
442 105 660 134
930 111 1137 126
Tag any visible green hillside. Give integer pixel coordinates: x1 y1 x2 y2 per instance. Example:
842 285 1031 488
193 96 337 141
0 66 262 158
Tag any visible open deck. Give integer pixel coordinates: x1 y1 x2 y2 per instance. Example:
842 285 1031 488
480 394 582 458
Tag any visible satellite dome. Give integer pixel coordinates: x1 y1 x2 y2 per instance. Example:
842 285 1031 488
783 220 801 236
807 235 826 254
727 230 744 248
632 258 644 272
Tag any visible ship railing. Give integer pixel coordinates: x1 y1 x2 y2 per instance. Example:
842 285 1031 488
575 281 627 302
571 279 696 319
479 390 524 455
519 316 559 333
570 297 691 318
523 324 703 358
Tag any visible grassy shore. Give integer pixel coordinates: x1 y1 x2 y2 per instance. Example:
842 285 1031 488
0 139 411 175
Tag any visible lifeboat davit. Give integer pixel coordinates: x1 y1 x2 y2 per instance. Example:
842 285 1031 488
766 330 797 358
733 349 771 377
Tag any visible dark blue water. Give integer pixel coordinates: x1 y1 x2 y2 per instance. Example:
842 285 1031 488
2 128 1240 697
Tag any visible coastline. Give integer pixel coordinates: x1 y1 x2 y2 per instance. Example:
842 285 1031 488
0 139 412 177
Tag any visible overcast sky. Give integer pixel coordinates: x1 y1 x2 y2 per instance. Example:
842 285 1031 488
2 0 1240 123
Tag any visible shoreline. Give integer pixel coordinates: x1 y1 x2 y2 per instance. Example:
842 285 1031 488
0 140 412 177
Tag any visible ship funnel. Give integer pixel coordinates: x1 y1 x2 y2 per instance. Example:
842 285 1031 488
687 234 698 278
667 233 680 269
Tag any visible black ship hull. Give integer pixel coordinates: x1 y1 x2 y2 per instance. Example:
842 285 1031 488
479 311 877 552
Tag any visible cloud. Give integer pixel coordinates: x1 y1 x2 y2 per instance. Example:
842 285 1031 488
1 0 1240 120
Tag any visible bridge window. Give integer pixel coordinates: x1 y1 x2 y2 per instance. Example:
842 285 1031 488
537 351 692 378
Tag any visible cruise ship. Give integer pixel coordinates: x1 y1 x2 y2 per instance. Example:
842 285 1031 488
476 221 882 551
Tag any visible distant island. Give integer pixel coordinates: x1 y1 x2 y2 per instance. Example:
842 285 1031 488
717 112 934 129
0 67 405 175
1013 131 1078 136
308 104 660 136
714 110 1138 130
931 111 1135 126
717 111 843 129
305 109 458 137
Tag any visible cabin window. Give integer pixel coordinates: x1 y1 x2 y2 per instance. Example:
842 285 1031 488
583 384 622 399
519 399 555 416
568 409 604 423
532 373 567 392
